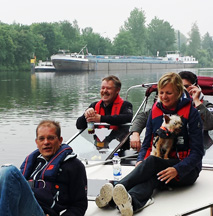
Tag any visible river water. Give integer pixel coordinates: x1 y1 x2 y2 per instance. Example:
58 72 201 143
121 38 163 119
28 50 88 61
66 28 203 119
0 68 212 167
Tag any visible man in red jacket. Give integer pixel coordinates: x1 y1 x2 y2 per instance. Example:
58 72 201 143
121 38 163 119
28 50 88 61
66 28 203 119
76 75 133 129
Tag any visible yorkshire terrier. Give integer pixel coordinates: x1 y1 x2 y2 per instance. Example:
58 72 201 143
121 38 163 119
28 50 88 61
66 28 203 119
151 115 183 159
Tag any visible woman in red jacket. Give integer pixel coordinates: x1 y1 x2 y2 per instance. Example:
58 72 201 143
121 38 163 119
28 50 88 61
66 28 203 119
95 72 204 216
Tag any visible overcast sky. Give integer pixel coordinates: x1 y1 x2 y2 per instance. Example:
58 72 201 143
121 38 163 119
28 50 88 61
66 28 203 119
1 0 212 40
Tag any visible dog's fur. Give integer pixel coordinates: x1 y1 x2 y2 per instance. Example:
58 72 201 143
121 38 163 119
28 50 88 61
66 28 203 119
151 115 182 159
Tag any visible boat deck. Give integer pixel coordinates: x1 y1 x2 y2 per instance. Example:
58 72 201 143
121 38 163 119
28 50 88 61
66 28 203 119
85 164 213 216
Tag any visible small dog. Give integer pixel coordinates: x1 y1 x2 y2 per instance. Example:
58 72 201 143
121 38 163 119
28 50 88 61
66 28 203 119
151 115 182 159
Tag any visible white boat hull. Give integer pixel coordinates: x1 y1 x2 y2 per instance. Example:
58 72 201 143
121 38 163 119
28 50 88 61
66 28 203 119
51 51 95 72
35 61 55 72
52 59 92 72
35 66 55 72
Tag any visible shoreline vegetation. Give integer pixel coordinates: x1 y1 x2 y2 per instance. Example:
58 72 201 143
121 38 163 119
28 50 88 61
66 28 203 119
0 8 213 71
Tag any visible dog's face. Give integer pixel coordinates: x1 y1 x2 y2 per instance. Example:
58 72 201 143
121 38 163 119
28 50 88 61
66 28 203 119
162 115 183 135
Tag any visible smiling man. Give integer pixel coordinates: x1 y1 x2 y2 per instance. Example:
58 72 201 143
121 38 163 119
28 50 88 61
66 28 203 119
35 123 63 160
0 120 87 216
76 75 133 129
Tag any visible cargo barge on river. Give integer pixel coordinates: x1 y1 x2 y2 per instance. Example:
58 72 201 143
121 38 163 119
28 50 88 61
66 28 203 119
51 49 198 72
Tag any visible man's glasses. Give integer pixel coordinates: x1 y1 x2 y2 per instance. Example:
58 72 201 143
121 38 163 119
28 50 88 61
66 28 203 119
37 135 58 142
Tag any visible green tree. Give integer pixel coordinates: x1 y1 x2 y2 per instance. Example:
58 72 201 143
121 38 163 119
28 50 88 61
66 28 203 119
175 30 187 53
31 23 57 57
113 30 136 55
81 27 100 54
0 24 16 66
202 32 213 59
32 34 48 61
81 27 112 55
187 22 201 58
9 24 35 68
197 49 213 67
147 17 176 56
57 20 82 51
123 8 147 55
180 43 188 56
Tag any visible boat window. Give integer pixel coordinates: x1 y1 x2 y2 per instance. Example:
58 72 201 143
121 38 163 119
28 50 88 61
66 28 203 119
68 123 131 162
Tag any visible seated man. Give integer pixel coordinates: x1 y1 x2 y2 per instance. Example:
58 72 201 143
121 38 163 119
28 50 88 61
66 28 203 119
179 71 213 150
76 75 133 150
130 71 213 152
130 110 150 152
76 75 133 129
0 120 87 216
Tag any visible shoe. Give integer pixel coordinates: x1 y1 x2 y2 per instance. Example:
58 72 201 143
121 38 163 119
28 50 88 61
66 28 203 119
134 197 154 213
113 184 133 216
143 197 154 208
95 183 113 208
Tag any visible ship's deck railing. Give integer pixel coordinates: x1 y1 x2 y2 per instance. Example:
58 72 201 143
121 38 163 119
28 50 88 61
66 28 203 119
176 203 213 216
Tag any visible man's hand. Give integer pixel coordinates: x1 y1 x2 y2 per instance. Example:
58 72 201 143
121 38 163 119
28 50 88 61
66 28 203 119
157 167 178 184
188 85 202 107
86 113 101 123
84 108 96 118
130 132 141 152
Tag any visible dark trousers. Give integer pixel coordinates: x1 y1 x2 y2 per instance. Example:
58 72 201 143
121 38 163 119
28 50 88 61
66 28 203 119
118 156 199 212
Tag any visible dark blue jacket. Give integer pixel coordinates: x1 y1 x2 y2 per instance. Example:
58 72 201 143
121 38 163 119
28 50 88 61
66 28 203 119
137 93 204 180
20 144 87 216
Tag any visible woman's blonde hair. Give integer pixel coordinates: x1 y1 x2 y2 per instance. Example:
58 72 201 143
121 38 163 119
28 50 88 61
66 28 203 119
158 72 184 99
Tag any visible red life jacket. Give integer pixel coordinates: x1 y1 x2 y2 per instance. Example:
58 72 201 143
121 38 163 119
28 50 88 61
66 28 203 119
95 95 124 130
152 102 191 119
146 102 192 160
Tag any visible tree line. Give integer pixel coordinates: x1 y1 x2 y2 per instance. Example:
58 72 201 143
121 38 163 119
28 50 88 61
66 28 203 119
0 7 213 71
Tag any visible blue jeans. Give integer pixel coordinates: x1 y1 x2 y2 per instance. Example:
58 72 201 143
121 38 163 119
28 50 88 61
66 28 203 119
0 164 45 216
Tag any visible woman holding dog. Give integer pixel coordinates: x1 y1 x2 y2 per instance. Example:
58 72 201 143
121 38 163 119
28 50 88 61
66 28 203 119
130 70 213 152
95 72 204 216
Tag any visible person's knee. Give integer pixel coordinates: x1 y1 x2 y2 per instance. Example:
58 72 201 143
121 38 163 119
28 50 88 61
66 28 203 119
142 156 165 171
145 155 159 164
0 165 20 180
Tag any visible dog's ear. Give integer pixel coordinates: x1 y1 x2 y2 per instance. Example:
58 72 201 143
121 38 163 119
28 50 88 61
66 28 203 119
164 115 170 123
179 115 184 122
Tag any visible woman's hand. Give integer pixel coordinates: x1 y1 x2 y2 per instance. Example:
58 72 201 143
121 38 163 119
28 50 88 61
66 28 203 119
130 132 141 152
157 167 178 184
135 160 142 167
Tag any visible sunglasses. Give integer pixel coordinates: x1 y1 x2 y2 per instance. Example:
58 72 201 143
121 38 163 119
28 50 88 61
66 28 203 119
184 82 196 89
